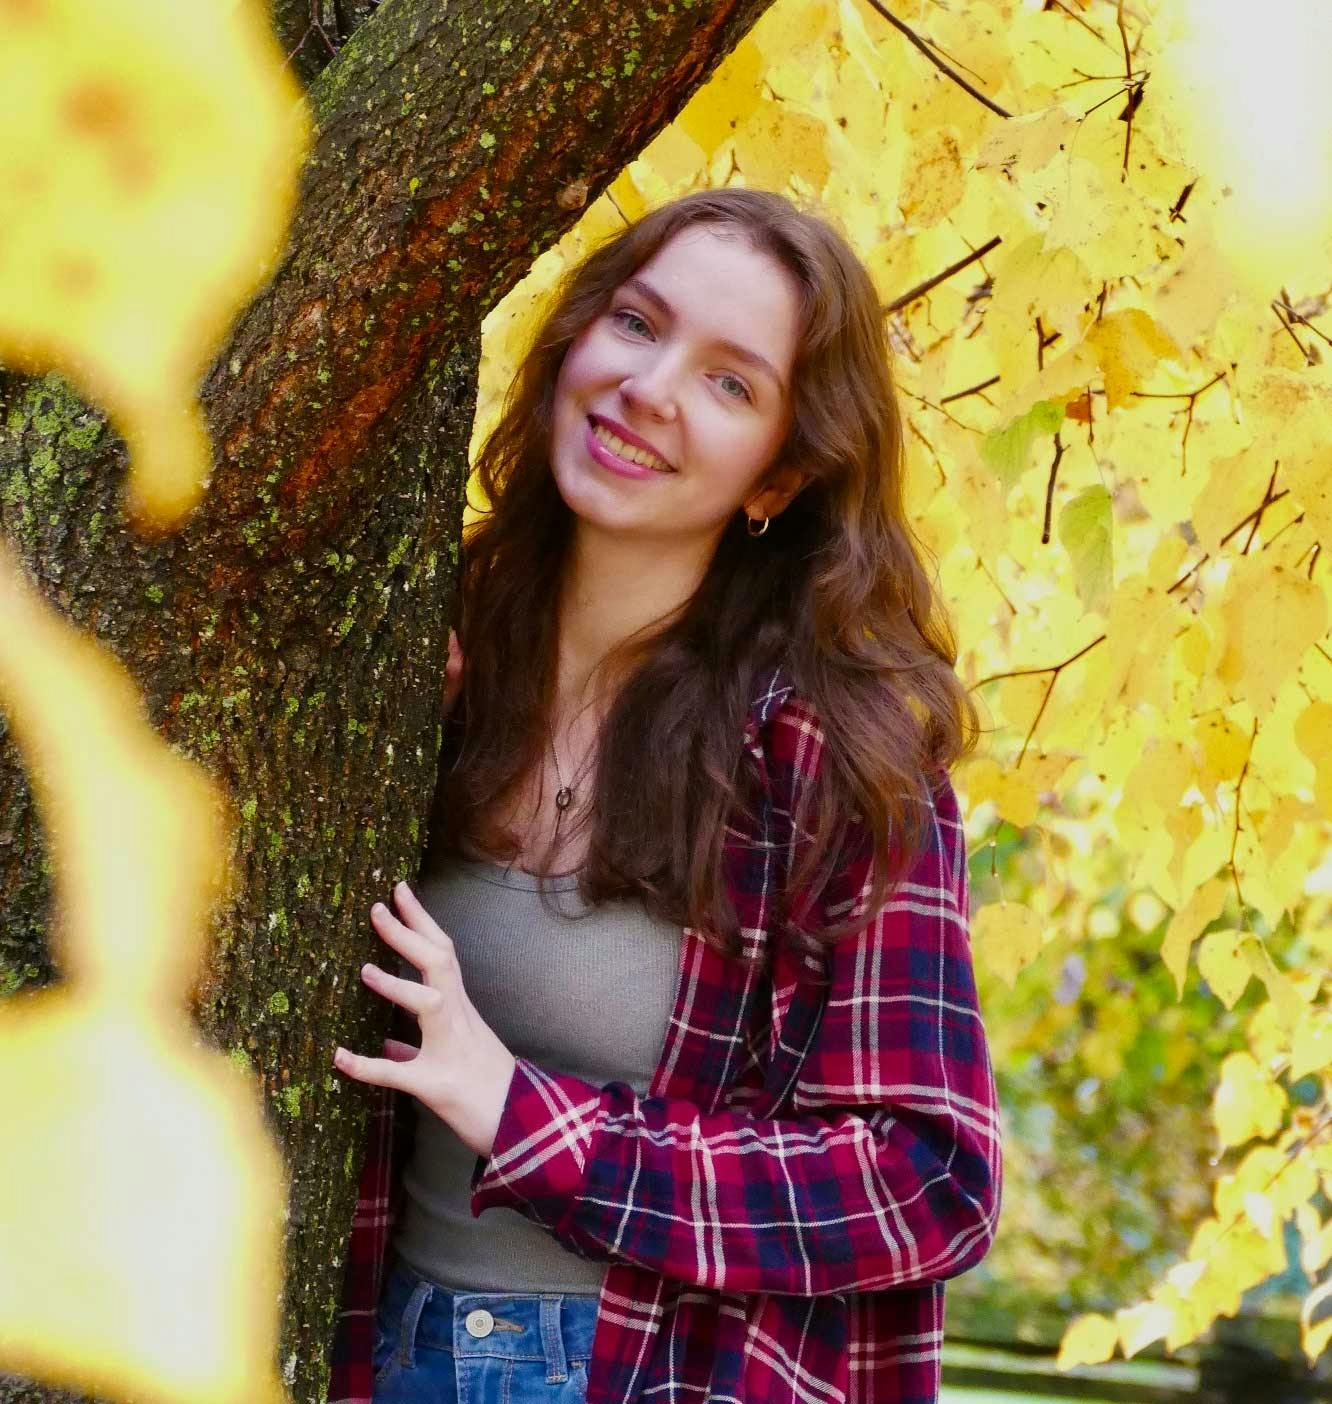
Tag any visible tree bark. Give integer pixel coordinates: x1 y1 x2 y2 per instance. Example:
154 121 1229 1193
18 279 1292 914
0 0 777 1399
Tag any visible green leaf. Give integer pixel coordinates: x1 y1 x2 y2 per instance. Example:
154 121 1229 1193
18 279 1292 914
1058 484 1113 614
980 399 1065 490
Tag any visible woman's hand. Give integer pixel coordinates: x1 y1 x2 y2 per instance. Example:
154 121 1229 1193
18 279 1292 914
442 626 464 715
332 880 517 1159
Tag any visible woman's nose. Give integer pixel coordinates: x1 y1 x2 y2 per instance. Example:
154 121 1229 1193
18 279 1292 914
620 356 680 419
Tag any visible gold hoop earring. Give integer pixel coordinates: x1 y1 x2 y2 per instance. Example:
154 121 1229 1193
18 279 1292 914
746 514 770 538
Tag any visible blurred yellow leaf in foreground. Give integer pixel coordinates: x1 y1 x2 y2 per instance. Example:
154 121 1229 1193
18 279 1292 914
0 545 287 1404
0 0 310 529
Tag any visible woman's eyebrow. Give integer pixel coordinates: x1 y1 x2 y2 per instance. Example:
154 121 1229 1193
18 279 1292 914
621 275 786 395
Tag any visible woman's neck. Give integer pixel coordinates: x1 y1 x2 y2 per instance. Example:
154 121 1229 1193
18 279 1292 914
556 521 714 710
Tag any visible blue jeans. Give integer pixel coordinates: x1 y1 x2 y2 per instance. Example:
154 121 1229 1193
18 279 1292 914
372 1257 600 1403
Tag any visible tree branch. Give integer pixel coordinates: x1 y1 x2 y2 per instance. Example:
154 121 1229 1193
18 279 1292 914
193 0 780 578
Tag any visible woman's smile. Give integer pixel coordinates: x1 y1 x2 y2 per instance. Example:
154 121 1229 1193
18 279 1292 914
584 416 676 480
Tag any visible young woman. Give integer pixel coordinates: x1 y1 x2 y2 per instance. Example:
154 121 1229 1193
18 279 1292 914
328 187 1002 1404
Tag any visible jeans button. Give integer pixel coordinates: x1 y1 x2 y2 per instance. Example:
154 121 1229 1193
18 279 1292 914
465 1308 495 1338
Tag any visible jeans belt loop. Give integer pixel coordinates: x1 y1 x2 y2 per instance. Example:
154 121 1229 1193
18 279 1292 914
397 1278 434 1369
540 1295 568 1382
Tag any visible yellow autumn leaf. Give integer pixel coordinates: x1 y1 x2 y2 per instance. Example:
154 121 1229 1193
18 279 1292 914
1173 619 1212 683
1280 441 1332 551
764 58 819 106
1215 556 1328 715
1084 309 1183 413
1302 1278 1332 1363
1221 1143 1317 1223
1294 701 1332 821
1155 1258 1213 1351
955 757 998 816
825 42 887 158
1213 1050 1287 1150
752 0 833 63
837 0 889 90
732 102 830 194
1189 443 1277 559
1242 940 1309 1035
676 39 764 158
0 0 310 529
1193 710 1251 791
1290 1008 1332 1082
1100 573 1182 727
1056 1312 1118 1370
1115 1301 1172 1358
1165 1258 1206 1298
988 676 1046 747
1124 739 1196 824
1152 222 1241 349
985 233 1098 391
1159 878 1229 997
1208 1218 1288 1300
993 770 1041 830
897 125 964 229
636 124 709 194
972 899 1043 988
604 166 650 226
1000 770 1043 829
1197 928 1251 1009
1243 1190 1277 1239
974 103 1078 176
1299 1212 1332 1278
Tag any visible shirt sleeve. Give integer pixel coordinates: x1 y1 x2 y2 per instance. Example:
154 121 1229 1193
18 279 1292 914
468 771 1003 1296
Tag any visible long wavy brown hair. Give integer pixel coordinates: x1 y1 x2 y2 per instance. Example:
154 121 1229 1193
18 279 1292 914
425 187 981 960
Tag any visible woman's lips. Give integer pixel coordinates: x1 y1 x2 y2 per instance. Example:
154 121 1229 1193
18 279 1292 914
584 420 674 480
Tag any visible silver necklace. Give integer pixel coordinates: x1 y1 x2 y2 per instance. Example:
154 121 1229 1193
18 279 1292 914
548 691 598 818
551 731 575 814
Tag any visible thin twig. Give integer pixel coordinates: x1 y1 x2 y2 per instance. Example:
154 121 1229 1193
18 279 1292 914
883 235 1002 315
940 374 1001 406
860 0 1014 119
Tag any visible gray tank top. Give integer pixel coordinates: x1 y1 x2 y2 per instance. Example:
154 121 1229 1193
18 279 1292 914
391 853 684 1293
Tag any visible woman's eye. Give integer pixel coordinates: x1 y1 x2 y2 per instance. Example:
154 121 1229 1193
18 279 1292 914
612 309 750 403
612 308 651 337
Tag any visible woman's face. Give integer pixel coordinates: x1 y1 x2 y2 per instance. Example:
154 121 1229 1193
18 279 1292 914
549 224 807 550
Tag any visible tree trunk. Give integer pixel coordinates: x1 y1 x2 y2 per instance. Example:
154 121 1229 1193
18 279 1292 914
0 0 776 1398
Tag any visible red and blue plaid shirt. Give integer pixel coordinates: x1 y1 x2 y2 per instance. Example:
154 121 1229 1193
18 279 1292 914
328 665 1002 1403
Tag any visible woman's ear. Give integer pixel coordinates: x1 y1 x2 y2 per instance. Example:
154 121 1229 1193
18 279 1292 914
748 464 813 521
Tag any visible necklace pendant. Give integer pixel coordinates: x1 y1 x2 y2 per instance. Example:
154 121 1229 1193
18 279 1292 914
555 786 574 812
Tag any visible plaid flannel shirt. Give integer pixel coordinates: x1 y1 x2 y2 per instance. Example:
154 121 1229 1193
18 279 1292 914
327 664 1002 1403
